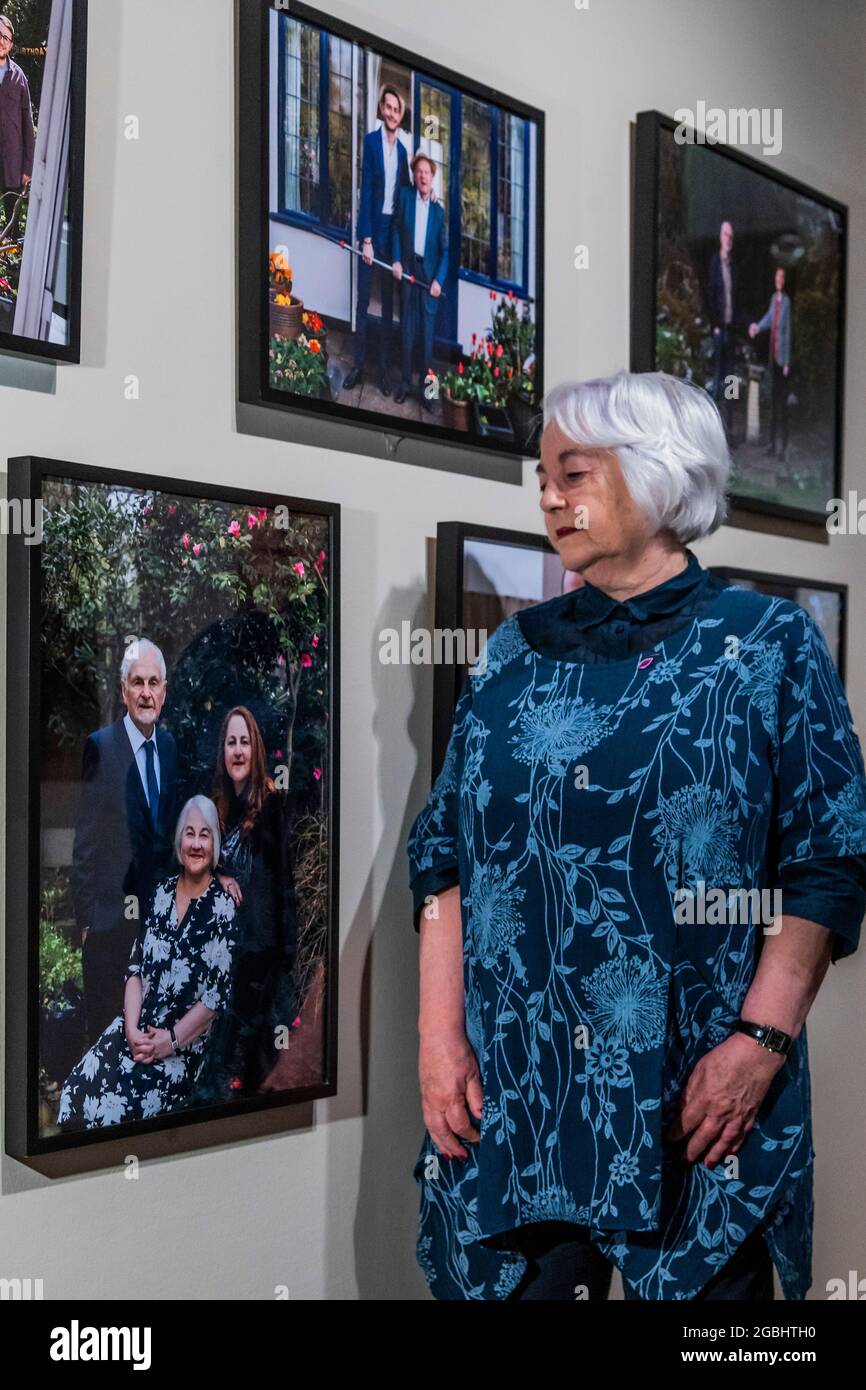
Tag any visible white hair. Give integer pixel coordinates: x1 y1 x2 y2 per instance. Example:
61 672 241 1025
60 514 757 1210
173 795 221 870
542 371 731 543
120 638 166 684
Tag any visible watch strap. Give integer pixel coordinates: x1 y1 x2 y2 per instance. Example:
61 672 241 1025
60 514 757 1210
736 1020 792 1056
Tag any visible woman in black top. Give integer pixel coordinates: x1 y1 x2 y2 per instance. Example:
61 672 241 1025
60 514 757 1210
194 705 299 1101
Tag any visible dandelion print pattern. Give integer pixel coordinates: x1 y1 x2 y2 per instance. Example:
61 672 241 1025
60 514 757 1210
407 578 866 1301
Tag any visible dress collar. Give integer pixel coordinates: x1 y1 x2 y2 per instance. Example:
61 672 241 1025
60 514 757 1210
571 548 708 629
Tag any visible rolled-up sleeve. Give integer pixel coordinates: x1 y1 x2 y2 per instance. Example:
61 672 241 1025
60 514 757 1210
771 608 866 962
406 680 472 932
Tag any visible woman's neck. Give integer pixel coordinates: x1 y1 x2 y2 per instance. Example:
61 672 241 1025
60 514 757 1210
581 541 690 603
181 870 212 899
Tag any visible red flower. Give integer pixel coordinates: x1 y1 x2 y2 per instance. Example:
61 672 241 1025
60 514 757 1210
494 367 500 377
181 533 191 550
314 550 326 574
193 543 202 558
294 561 305 577
301 653 312 668
458 361 464 375
228 520 240 537
257 507 268 522
309 339 322 354
313 767 322 780
312 634 320 648
508 289 514 300
471 332 477 344
496 344 503 358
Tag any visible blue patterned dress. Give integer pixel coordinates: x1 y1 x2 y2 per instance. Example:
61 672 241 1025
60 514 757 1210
406 551 866 1299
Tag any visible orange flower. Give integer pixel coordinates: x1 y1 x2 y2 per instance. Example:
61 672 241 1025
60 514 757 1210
309 339 322 354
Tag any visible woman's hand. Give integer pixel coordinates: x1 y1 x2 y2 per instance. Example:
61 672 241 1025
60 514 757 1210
217 874 243 907
127 1025 156 1063
140 1025 173 1062
664 1031 786 1167
419 1029 484 1160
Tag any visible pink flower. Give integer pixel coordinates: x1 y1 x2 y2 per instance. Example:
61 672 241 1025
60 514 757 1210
275 749 283 759
247 513 258 530
312 635 319 648
193 543 202 557
228 520 240 537
182 532 191 550
257 508 268 522
313 767 322 780
301 653 312 668
314 550 326 573
293 561 305 577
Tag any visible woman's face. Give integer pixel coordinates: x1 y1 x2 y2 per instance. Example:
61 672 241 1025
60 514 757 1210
537 421 656 576
179 814 214 878
224 714 252 790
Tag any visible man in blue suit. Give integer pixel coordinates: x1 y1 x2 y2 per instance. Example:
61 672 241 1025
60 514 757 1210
706 220 738 437
343 86 411 397
749 266 792 461
391 152 448 411
71 639 179 1043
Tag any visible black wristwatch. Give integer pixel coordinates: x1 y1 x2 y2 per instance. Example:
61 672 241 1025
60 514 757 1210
736 1020 793 1057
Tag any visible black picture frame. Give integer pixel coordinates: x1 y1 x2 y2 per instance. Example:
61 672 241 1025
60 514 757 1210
710 565 847 685
238 0 545 467
0 0 88 365
631 109 847 528
5 456 340 1159
432 521 557 775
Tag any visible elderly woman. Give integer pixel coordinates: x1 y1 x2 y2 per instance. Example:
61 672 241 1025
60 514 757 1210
406 370 866 1301
58 796 238 1130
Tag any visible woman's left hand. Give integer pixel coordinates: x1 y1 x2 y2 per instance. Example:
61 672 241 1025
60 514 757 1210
143 1025 174 1062
664 1031 786 1168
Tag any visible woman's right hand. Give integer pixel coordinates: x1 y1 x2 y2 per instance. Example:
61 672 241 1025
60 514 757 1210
419 1029 483 1160
126 1025 156 1063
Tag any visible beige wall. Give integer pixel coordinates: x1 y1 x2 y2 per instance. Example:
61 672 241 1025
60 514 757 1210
1 0 864 1299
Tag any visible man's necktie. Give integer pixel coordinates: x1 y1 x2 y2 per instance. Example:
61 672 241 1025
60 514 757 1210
143 738 160 824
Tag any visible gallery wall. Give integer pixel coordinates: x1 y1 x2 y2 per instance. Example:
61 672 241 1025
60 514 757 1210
1 0 865 1299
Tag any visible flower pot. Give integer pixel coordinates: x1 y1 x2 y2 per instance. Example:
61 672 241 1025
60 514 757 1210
270 294 304 340
510 389 541 450
443 392 471 432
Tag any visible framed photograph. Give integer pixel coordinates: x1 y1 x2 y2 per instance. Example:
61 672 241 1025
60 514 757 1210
711 566 847 683
238 1 544 462
5 457 339 1157
0 0 87 363
632 109 847 526
431 522 574 773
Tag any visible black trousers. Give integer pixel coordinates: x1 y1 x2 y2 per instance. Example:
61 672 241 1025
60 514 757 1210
353 215 396 371
503 1221 774 1301
82 923 138 1044
770 360 789 450
399 252 436 391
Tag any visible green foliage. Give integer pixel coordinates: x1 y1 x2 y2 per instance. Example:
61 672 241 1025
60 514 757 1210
269 335 328 397
39 875 82 1008
40 479 330 808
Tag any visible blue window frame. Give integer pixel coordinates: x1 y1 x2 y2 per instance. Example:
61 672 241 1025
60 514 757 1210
275 14 357 238
459 102 531 297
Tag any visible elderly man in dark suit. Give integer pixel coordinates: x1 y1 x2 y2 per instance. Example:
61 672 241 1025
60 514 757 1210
342 85 412 397
706 220 737 436
0 14 35 243
391 152 448 411
71 639 180 1043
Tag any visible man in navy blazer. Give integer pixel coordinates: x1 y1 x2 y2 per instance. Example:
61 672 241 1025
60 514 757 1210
391 152 448 410
0 14 35 241
343 86 411 397
71 639 179 1042
706 220 738 436
749 266 792 460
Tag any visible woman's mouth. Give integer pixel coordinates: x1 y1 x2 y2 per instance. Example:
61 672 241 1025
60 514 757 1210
556 526 578 539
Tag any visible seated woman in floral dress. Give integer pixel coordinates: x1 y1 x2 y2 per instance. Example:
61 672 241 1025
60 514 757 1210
57 796 239 1130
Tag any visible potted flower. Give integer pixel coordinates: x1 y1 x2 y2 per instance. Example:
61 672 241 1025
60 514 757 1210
269 251 304 339
441 360 472 431
269 333 330 398
301 309 327 358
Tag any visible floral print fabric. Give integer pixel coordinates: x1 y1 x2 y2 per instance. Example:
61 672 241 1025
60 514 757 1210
58 875 238 1129
407 581 866 1299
